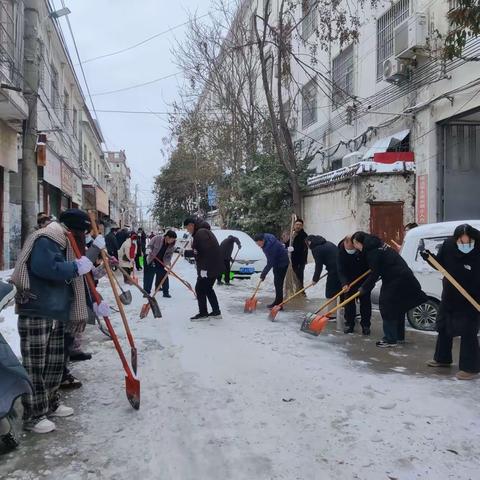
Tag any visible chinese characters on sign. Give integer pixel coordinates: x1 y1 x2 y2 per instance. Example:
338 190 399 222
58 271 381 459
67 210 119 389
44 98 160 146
417 174 428 224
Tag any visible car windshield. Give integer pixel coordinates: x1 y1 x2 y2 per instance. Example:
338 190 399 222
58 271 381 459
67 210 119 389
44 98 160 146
414 236 449 265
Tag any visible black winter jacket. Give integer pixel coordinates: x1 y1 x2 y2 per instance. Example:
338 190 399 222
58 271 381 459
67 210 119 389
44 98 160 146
220 236 241 261
435 238 480 317
105 231 119 258
337 241 369 287
309 236 339 283
185 223 223 278
361 235 427 314
291 230 308 265
17 237 78 322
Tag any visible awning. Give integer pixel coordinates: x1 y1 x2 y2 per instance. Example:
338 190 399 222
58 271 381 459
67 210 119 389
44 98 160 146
362 129 410 160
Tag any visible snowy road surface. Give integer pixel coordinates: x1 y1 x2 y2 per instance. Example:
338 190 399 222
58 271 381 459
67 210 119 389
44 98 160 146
1 259 479 480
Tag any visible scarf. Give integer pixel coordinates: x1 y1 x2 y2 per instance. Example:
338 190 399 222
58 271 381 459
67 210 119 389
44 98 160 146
11 221 89 332
130 237 137 259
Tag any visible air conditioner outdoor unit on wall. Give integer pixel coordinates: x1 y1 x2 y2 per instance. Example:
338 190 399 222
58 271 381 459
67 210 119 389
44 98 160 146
383 58 408 83
394 13 428 59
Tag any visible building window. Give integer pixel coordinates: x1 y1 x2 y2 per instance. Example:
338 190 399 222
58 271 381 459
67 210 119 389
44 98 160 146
376 0 410 81
0 0 15 78
332 44 354 107
301 80 317 128
302 0 317 40
50 64 59 108
72 107 78 137
63 90 70 127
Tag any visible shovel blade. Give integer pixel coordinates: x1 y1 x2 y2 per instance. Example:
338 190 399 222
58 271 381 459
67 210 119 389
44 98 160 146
125 376 140 410
148 297 162 318
269 305 281 321
139 303 150 319
119 290 133 305
300 314 328 336
244 297 257 313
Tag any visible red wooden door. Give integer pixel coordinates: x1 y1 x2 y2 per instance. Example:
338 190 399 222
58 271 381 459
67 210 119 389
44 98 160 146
370 202 404 246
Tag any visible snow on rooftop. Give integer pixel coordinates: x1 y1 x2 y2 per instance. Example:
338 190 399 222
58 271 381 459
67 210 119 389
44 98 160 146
307 161 415 188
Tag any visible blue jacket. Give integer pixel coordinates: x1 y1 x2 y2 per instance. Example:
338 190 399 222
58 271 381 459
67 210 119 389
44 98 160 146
17 237 78 322
260 234 289 278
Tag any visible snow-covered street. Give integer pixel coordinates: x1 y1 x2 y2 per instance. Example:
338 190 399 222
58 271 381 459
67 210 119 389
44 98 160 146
2 259 479 480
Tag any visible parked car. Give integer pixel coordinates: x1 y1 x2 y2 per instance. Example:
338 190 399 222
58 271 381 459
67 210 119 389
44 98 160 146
371 220 480 331
211 229 267 278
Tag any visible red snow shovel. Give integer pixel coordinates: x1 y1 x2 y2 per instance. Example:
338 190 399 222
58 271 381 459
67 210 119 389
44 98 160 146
269 275 327 321
88 212 140 376
244 279 262 313
65 229 140 410
301 291 361 336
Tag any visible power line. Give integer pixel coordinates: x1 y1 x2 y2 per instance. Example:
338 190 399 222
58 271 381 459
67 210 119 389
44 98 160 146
91 72 179 97
80 13 210 65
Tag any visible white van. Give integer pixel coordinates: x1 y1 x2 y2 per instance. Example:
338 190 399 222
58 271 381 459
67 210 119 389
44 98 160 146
372 220 480 331
212 229 267 278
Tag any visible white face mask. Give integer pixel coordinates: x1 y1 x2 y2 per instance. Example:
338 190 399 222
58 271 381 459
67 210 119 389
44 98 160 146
346 248 357 255
457 241 474 254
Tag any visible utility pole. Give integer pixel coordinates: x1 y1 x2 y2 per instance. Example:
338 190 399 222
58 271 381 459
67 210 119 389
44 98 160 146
21 1 41 243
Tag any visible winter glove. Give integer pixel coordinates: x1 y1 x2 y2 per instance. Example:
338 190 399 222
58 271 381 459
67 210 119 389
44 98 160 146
93 301 110 318
200 270 208 278
342 284 350 293
287 246 294 253
260 274 266 281
93 234 106 250
75 256 94 276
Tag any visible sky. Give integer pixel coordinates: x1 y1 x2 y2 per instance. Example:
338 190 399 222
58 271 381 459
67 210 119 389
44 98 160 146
55 0 212 222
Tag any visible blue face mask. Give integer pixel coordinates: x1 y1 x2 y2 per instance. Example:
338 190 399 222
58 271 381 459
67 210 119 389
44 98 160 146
457 242 474 254
346 248 357 255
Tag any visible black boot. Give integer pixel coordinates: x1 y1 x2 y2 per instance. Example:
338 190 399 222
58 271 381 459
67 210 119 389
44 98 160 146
362 326 371 336
344 325 354 334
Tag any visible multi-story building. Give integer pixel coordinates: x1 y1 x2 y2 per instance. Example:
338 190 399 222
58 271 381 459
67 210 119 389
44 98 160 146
105 150 133 227
0 0 28 268
197 0 480 242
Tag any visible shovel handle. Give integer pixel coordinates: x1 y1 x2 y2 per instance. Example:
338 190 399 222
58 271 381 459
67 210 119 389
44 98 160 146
250 279 263 300
426 253 480 312
324 291 361 318
156 257 197 298
151 252 181 298
278 281 315 307
88 212 137 354
64 229 135 380
314 270 371 315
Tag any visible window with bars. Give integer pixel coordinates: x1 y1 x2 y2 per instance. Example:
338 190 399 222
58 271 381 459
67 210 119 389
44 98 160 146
376 0 410 81
50 64 59 108
332 44 354 107
448 0 460 10
302 0 317 40
72 107 78 137
0 0 15 81
302 79 317 128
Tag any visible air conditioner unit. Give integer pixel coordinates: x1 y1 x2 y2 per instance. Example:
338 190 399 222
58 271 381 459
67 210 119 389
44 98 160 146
383 58 408 83
342 151 363 167
394 13 428 59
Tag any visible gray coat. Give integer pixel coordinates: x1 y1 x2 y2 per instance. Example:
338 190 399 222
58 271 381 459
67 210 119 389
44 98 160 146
0 332 32 419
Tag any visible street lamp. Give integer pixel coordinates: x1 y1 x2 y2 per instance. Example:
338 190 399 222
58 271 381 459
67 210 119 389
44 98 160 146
49 7 71 19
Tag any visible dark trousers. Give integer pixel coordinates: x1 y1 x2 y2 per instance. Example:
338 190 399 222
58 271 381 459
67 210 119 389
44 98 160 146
292 263 306 289
195 277 220 315
122 267 133 284
143 262 169 295
135 253 144 270
343 292 372 328
62 332 75 379
217 258 231 284
380 308 405 344
19 317 64 420
273 265 289 305
434 327 480 373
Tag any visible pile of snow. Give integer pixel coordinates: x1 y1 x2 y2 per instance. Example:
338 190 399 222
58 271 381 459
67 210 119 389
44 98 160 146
307 161 415 188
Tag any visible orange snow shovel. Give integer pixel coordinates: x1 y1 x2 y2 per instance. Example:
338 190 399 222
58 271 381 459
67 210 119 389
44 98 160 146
244 279 263 313
139 253 181 319
89 212 139 376
305 269 371 322
301 291 361 336
65 228 140 410
269 277 323 321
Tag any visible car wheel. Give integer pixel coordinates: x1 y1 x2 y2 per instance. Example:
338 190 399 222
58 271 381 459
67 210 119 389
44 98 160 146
407 300 438 331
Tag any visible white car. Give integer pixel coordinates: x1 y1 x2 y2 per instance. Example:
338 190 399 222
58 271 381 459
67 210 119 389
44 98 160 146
372 220 480 330
212 229 267 278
